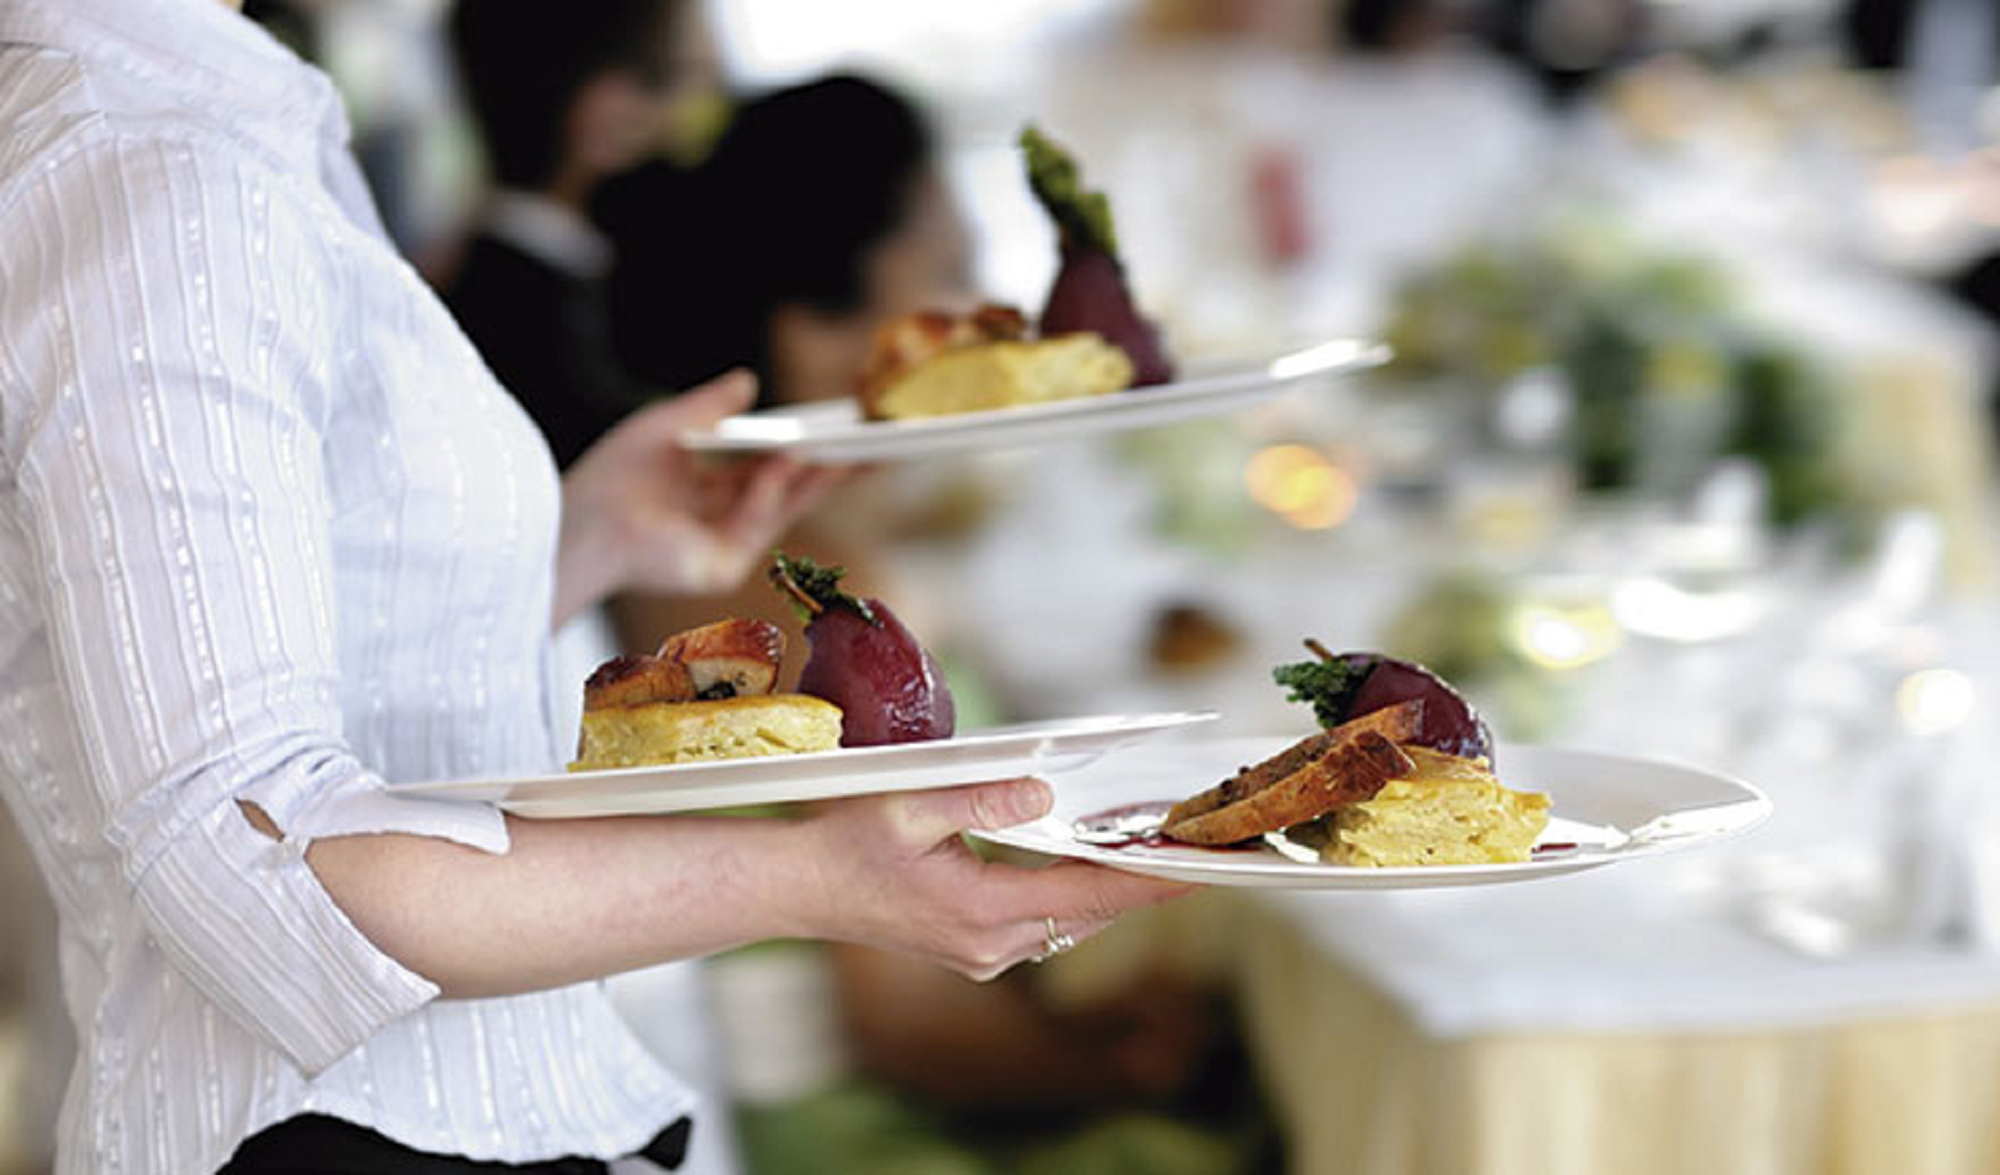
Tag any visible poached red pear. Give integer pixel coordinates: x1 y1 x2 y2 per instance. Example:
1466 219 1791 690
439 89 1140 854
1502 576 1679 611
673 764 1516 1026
1273 640 1493 762
1021 125 1176 386
770 553 955 747
1040 244 1176 386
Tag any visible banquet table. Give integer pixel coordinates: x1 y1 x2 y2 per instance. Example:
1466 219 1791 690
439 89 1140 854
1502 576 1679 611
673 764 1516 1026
1228 903 2000 1175
946 429 2000 1175
1037 808 2000 1175
1011 566 2000 1175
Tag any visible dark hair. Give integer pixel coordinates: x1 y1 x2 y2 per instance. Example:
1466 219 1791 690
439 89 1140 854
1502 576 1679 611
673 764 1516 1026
242 0 321 61
1841 0 1915 70
1341 0 1435 50
449 0 678 190
598 73 935 401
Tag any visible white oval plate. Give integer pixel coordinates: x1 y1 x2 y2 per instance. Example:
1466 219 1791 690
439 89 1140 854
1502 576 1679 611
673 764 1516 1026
968 740 1769 890
678 338 1390 464
384 712 1217 818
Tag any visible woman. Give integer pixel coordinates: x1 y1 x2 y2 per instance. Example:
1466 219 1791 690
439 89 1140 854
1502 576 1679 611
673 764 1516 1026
0 2 1188 1173
441 0 717 469
587 72 976 667
596 72 975 410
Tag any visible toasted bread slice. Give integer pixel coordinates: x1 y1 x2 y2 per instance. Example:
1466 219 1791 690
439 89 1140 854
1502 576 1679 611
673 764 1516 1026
582 654 696 711
1162 730 1415 846
1164 701 1423 829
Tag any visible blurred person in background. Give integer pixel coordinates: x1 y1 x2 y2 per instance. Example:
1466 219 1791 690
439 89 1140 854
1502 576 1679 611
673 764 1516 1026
1142 0 1646 99
443 0 719 469
591 74 976 660
1844 0 2000 83
1339 0 1467 54
1476 0 1648 102
1842 0 2000 423
597 73 976 412
0 2 1196 1174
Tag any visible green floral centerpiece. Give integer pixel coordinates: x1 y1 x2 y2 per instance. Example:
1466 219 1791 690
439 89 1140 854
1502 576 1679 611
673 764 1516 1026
1378 215 1849 528
1369 213 1999 735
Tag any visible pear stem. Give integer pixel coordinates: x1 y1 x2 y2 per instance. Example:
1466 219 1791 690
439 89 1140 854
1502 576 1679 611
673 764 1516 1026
772 568 823 617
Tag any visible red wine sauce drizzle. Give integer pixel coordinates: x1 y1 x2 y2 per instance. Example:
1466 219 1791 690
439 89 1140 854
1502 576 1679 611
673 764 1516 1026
1072 801 1263 852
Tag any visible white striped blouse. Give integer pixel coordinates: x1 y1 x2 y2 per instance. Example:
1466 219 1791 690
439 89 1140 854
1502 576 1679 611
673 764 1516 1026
0 1 695 1171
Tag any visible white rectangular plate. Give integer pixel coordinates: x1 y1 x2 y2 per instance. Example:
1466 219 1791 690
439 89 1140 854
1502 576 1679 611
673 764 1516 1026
967 741 1769 890
678 338 1390 464
384 712 1218 818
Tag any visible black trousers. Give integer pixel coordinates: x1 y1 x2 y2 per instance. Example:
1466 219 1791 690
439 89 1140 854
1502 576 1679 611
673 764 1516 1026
219 1113 692 1174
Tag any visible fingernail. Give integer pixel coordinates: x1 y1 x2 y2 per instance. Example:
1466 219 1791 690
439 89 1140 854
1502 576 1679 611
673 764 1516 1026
1009 779 1053 823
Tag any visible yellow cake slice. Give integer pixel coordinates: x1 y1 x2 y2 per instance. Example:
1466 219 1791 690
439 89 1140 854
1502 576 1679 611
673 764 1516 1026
1312 746 1549 866
570 694 843 771
869 333 1133 420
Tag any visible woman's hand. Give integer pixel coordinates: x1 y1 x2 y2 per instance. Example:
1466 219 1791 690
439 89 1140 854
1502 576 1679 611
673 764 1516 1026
794 778 1195 980
553 371 846 627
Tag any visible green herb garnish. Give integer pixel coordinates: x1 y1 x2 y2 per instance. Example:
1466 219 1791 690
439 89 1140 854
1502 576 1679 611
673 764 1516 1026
768 551 879 626
1020 124 1119 259
1272 640 1369 728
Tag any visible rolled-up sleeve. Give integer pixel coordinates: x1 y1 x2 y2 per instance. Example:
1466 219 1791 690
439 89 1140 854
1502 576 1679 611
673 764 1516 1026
0 129 503 1074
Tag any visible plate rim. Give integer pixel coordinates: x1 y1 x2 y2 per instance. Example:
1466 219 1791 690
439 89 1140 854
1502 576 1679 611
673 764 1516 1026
679 337 1390 456
383 709 1221 810
966 743 1772 888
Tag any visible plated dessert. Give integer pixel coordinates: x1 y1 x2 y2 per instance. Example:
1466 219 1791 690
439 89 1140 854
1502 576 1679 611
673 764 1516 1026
966 738 1761 890
571 618 841 770
507 609 1759 866
855 125 1175 422
1161 642 1548 867
570 553 956 771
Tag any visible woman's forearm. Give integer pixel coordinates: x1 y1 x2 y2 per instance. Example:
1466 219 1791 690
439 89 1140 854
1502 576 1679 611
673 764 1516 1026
304 813 817 998
286 780 1189 997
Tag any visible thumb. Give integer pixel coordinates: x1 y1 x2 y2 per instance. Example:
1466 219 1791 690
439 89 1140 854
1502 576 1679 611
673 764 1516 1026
896 777 1054 845
668 369 759 427
612 370 759 453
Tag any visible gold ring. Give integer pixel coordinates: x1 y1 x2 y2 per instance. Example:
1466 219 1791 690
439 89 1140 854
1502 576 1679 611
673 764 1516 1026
1032 915 1076 963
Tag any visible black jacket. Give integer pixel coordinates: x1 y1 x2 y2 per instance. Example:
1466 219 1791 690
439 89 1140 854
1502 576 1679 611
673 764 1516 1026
443 232 648 470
